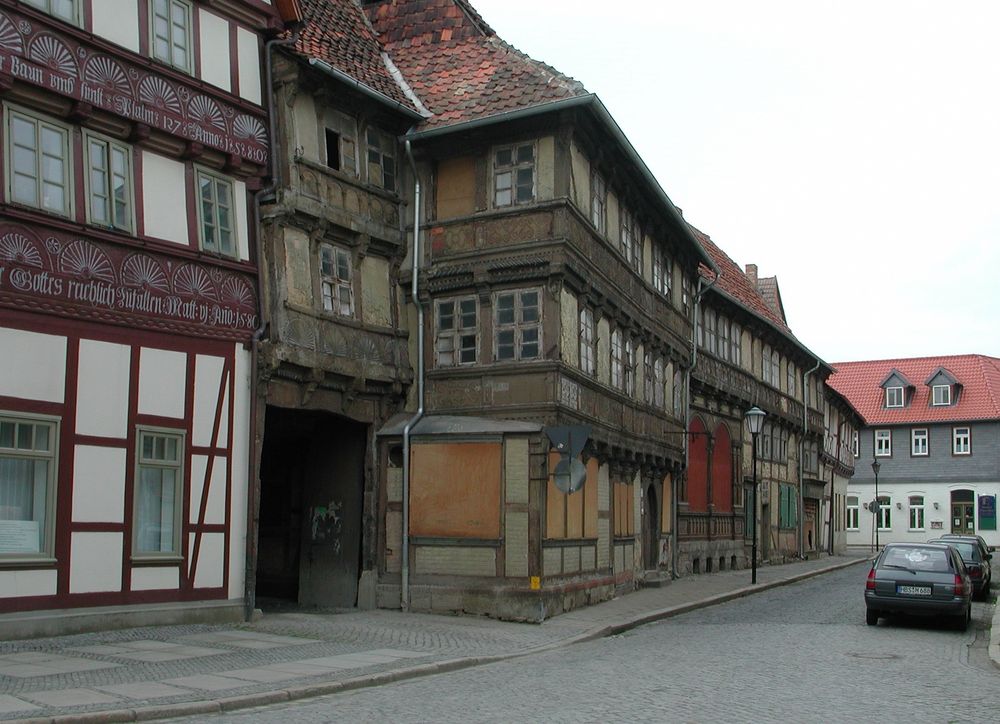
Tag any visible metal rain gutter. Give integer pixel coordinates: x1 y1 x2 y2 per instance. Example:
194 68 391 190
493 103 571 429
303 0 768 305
308 58 424 120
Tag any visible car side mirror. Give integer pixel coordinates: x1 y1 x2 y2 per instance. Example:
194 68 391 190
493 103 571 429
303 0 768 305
987 553 993 561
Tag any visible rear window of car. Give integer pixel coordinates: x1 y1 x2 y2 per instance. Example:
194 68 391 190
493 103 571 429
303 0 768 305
950 542 981 561
881 547 953 572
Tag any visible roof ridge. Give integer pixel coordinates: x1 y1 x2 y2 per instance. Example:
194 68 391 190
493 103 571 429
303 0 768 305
490 36 587 96
976 355 1000 417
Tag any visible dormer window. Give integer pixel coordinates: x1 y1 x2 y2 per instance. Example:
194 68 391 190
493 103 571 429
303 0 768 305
932 384 951 406
886 386 904 408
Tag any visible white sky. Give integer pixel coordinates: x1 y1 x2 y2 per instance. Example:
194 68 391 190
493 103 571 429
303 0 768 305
471 0 1000 363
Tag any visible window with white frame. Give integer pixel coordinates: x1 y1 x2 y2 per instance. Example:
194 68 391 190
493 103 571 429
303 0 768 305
24 0 78 24
134 428 184 557
911 428 928 456
611 329 623 390
150 0 193 73
852 430 859 457
0 415 57 557
654 358 665 409
6 107 72 217
932 384 952 406
435 297 477 366
196 168 236 257
953 427 971 455
875 429 891 457
366 128 396 192
579 308 595 376
846 495 859 530
624 337 636 397
908 495 925 530
319 244 353 316
494 289 540 361
885 386 904 408
494 142 534 207
876 495 891 530
591 170 607 233
84 132 132 232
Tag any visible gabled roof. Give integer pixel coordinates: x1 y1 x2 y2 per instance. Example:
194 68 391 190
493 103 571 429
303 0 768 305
828 355 1000 425
756 276 786 324
879 369 913 388
924 367 959 387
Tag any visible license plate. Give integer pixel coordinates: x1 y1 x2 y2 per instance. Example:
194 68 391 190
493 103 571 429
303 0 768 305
897 585 932 596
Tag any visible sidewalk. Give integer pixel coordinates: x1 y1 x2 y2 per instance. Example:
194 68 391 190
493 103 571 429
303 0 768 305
1 555 871 723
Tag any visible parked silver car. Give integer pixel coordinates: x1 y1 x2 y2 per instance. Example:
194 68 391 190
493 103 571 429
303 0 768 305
865 542 972 630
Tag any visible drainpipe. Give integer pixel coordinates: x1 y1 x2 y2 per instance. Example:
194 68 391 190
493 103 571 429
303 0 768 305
674 263 720 578
800 358 821 559
244 27 301 622
400 138 424 611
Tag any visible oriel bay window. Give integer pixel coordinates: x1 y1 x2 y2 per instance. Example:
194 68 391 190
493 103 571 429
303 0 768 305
85 132 133 232
320 244 354 317
0 415 57 558
6 106 72 217
494 142 534 207
494 289 540 361
196 168 235 257
134 428 184 558
436 297 477 366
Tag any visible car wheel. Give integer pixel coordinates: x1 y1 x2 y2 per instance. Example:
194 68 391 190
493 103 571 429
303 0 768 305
955 607 970 632
984 578 991 598
866 609 878 626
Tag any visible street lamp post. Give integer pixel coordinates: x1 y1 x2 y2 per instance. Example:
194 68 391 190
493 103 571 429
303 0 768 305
871 459 881 552
745 406 766 584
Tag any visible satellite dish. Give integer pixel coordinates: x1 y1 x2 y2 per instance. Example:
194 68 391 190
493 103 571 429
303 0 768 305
554 457 587 494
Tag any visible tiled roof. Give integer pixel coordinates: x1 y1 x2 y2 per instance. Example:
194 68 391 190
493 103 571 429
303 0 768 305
756 276 786 324
828 355 1000 425
363 0 587 129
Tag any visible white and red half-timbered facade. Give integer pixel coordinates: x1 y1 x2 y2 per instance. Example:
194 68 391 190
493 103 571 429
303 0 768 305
0 0 289 636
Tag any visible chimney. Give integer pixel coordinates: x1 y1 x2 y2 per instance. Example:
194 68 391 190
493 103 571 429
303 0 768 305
745 264 758 285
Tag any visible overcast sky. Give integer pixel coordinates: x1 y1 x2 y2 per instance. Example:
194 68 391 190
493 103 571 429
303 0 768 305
471 0 1000 364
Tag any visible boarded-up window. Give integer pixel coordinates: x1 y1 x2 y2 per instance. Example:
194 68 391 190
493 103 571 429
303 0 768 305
436 156 477 218
545 451 599 540
613 480 634 537
410 442 501 538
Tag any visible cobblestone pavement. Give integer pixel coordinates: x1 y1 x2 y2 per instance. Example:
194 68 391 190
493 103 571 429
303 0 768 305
0 554 971 722
164 565 1000 724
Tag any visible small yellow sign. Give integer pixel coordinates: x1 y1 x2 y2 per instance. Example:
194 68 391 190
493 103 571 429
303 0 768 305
529 576 540 590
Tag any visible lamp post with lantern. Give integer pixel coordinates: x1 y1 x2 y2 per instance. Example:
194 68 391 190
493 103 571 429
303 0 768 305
745 406 766 584
871 459 881 552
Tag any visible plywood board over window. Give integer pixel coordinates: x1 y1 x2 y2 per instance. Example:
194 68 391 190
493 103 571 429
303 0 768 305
546 452 600 540
410 442 501 538
436 156 477 218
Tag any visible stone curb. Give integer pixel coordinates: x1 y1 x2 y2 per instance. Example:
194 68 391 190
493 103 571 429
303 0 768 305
990 595 1000 671
8 558 870 724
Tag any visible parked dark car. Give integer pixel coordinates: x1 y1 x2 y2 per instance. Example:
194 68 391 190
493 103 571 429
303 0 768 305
939 533 995 555
929 537 991 599
865 542 972 630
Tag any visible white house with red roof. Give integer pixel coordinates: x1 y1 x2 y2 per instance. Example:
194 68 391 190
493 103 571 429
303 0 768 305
828 355 1000 550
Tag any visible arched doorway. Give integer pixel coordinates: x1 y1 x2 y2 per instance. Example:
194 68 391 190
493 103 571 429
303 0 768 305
643 483 659 570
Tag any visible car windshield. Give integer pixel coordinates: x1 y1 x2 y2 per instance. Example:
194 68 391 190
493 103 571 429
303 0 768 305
881 547 952 572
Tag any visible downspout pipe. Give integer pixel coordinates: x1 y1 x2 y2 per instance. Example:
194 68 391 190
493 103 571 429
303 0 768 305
244 27 301 622
674 261 721 579
800 358 821 559
400 138 424 611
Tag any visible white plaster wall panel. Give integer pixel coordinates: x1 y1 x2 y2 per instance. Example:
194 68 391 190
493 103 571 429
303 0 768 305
192 532 225 588
215 383 230 448
137 348 187 419
76 340 130 438
0 569 57 598
227 345 250 599
142 152 189 245
234 179 250 261
198 10 231 92
193 355 226 447
69 532 122 593
0 328 65 403
91 0 140 53
131 566 179 591
236 27 262 105
189 455 227 525
72 445 127 523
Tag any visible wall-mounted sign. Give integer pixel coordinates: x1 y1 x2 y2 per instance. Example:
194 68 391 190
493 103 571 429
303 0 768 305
979 495 996 531
930 521 943 529
0 9 267 164
0 224 258 340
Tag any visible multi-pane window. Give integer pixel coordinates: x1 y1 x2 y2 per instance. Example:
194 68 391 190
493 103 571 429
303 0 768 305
436 297 477 366
885 386 904 408
932 384 951 406
579 308 595 376
672 369 683 415
718 317 730 362
876 495 891 530
771 351 781 388
681 275 691 317
846 496 859 530
654 358 665 409
323 112 358 175
652 244 672 298
610 329 623 390
6 108 71 217
911 428 928 456
731 322 741 366
909 496 925 530
761 345 772 385
787 362 797 398
624 338 636 397
875 429 892 457
620 211 639 270
953 427 971 455
151 0 193 73
196 169 235 256
366 128 396 191
705 310 717 356
134 429 183 557
852 430 859 457
643 351 653 405
320 244 353 316
85 133 132 231
495 289 540 361
24 0 78 24
591 171 606 233
0 415 57 557
494 143 534 207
